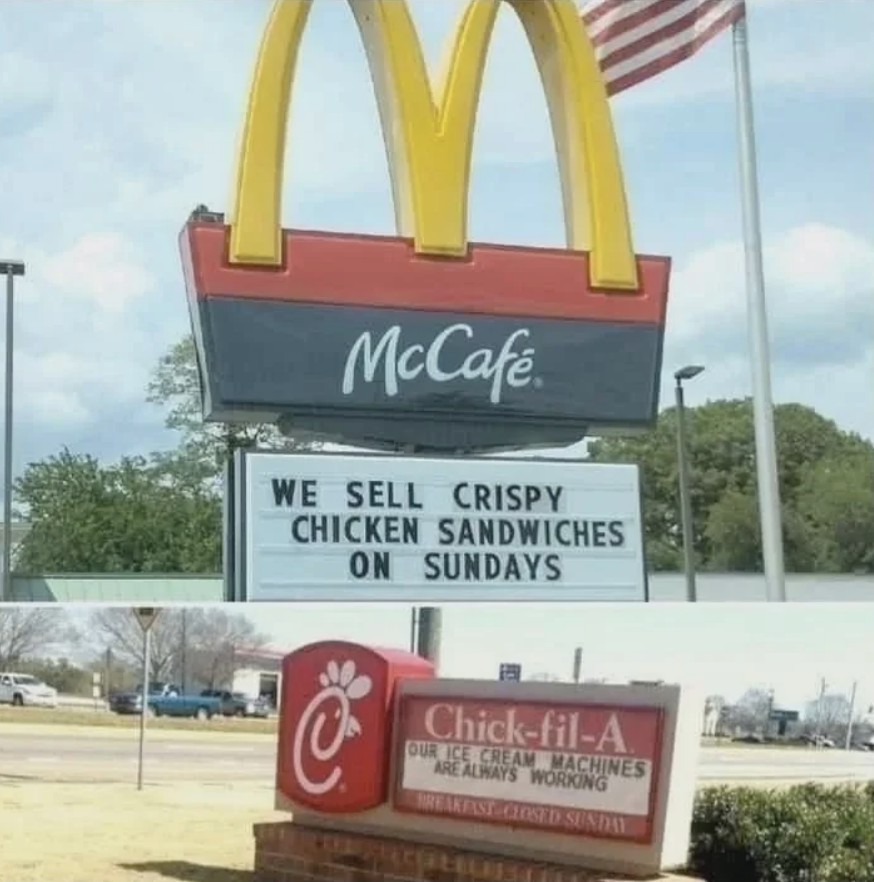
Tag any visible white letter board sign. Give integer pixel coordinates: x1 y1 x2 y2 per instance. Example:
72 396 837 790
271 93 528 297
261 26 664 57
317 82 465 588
230 451 646 602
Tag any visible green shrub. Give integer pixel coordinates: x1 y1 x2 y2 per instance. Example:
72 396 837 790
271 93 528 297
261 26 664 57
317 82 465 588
689 784 874 882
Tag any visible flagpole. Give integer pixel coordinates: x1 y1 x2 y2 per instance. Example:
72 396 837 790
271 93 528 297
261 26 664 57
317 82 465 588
731 13 787 603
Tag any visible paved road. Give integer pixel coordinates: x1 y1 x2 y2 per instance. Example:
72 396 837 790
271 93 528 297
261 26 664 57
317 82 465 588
4 726 874 786
0 726 276 784
698 747 874 783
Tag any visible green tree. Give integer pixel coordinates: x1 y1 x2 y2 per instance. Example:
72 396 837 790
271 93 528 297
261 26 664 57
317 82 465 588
146 335 316 487
587 398 874 573
796 451 874 572
13 449 221 573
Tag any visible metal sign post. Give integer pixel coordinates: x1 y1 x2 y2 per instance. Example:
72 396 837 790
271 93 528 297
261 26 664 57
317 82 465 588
0 260 24 604
133 607 160 791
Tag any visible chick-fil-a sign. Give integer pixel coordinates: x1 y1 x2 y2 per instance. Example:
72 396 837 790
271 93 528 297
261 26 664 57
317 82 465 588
276 640 434 813
276 642 665 843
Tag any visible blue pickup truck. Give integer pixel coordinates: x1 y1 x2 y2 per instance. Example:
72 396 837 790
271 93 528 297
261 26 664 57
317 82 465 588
147 689 222 720
108 682 180 715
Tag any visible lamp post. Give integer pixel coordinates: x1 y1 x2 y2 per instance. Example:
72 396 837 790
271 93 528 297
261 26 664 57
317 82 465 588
674 365 705 603
0 260 24 604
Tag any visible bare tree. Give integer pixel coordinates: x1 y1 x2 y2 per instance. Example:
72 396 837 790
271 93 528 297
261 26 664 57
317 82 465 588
725 688 773 734
87 608 181 682
0 607 75 668
805 692 853 739
184 608 267 690
84 607 266 692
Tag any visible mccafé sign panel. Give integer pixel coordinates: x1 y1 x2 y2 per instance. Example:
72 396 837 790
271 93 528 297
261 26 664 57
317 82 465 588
394 697 663 843
180 0 671 452
233 450 646 602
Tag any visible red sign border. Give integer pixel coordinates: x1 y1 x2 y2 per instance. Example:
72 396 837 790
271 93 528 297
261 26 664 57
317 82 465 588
391 694 666 845
182 223 671 325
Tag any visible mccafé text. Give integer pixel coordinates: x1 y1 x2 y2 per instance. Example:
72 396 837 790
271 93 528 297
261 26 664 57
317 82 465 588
342 323 536 406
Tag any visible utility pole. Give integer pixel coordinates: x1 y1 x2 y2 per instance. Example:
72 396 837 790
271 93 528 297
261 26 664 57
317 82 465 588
180 608 188 692
104 647 113 695
815 678 827 746
572 647 583 684
409 607 418 653
845 681 858 751
416 606 442 671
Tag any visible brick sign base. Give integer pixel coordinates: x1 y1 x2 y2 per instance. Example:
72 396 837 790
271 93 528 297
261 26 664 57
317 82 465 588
252 823 700 882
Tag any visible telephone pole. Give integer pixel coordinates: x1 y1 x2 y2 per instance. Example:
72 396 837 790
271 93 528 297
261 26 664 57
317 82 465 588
845 681 858 751
415 606 442 671
815 678 827 745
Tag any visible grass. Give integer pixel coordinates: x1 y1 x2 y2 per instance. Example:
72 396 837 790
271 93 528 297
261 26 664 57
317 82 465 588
2 779 284 882
0 706 278 735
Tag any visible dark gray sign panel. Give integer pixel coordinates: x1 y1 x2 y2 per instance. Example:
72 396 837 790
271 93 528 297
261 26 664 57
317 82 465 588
182 221 670 452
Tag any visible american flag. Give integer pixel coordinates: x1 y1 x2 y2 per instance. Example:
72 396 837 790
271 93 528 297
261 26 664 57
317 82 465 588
581 0 747 96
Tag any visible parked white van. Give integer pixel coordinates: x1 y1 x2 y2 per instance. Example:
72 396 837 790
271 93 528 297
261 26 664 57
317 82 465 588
0 672 58 707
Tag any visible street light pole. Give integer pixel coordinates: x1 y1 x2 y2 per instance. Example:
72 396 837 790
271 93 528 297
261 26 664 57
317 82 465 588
674 365 705 603
0 261 24 604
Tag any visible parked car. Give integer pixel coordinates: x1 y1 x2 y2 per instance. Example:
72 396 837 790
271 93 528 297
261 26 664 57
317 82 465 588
0 672 59 708
108 682 180 715
200 690 271 718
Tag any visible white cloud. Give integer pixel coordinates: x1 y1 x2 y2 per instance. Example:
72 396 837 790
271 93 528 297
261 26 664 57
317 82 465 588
17 357 93 428
661 223 874 438
41 233 154 313
0 50 54 131
666 222 874 364
0 231 164 437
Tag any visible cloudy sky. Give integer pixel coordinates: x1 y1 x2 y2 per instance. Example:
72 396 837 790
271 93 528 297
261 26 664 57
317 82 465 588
236 602 874 713
1 0 872 479
66 601 874 713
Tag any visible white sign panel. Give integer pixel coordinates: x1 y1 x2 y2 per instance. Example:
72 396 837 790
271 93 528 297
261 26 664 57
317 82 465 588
237 452 645 602
393 695 663 841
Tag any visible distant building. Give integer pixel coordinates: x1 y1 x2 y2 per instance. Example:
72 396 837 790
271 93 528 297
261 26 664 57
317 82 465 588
231 645 286 707
702 697 724 736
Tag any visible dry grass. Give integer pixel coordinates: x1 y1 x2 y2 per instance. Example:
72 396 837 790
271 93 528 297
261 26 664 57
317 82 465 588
0 705 278 734
2 778 285 882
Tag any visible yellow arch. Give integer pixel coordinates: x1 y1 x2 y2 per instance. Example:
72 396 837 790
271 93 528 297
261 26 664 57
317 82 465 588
227 0 639 290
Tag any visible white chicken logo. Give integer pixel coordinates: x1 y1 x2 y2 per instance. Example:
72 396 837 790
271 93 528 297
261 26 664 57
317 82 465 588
292 659 373 795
